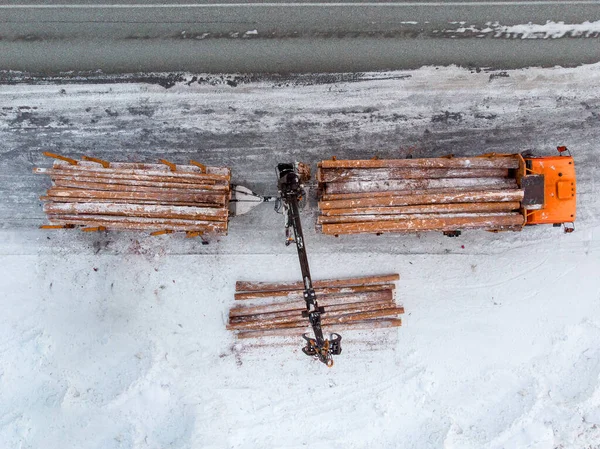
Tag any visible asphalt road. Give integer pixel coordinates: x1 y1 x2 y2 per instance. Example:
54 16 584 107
1 0 600 73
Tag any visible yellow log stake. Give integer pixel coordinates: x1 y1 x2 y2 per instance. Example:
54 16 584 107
159 159 177 172
81 226 107 232
43 151 78 165
189 160 207 173
81 156 110 168
150 230 174 236
40 224 75 229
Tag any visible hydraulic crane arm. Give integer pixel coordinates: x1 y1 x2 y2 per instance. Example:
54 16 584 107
276 163 342 366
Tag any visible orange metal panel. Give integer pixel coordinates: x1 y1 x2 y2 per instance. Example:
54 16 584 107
525 156 576 225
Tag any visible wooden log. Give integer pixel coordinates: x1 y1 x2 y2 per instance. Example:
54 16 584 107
229 300 395 325
40 196 222 208
230 290 394 318
234 283 395 301
319 201 521 217
227 305 404 331
232 307 405 331
50 166 230 183
47 187 228 205
318 167 510 183
50 174 218 186
318 211 518 225
35 168 221 187
321 187 517 201
321 213 525 235
325 177 517 194
327 307 405 326
319 155 520 170
49 161 231 181
48 217 227 233
34 169 230 187
56 160 231 177
44 202 228 220
236 318 402 339
319 190 524 210
235 273 400 293
37 169 229 188
52 179 229 195
47 214 226 227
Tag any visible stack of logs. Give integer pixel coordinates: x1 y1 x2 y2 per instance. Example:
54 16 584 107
228 274 403 339
316 155 526 235
34 153 231 236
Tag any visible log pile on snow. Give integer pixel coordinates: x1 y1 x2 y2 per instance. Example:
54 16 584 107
228 274 403 339
316 155 526 235
34 153 231 235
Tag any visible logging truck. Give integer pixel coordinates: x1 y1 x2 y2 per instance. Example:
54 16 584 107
316 148 576 236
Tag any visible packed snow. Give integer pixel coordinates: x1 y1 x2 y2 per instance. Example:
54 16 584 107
1 63 600 449
441 20 600 38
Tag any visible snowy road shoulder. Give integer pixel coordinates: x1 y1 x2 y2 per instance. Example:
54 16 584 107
1 64 600 448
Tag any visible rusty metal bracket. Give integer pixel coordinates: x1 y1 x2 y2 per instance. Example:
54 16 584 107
557 146 572 157
563 222 575 233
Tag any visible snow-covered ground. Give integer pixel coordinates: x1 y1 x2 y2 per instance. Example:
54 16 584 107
1 64 600 449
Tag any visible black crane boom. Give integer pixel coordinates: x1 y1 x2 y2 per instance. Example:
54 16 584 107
276 163 342 366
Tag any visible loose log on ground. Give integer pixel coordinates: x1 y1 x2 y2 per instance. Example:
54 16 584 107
44 202 228 220
230 290 394 318
235 273 399 293
319 156 520 170
234 283 395 301
236 318 402 339
317 167 510 183
325 177 517 194
230 290 394 317
321 213 525 235
320 190 524 210
229 300 395 326
227 306 405 331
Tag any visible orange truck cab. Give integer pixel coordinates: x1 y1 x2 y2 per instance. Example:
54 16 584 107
518 147 576 232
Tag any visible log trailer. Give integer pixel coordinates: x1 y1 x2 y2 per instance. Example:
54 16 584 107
34 152 273 237
316 148 576 236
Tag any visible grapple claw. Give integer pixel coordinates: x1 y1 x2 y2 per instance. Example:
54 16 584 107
302 334 318 356
302 333 342 365
329 333 342 355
